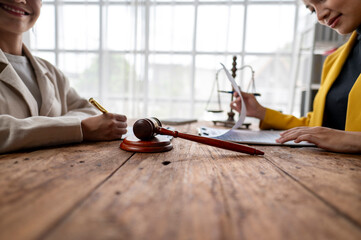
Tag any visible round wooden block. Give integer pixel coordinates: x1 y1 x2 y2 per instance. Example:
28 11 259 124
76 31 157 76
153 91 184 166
120 135 173 153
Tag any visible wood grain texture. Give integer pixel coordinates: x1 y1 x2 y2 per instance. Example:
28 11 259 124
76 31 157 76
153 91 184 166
1 122 360 240
0 141 132 240
43 138 361 240
263 146 361 226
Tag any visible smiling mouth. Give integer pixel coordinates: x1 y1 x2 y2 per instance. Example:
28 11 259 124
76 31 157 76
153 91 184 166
327 14 342 28
1 3 30 16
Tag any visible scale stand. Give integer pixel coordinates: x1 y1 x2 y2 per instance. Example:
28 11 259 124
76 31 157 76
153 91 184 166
212 112 251 129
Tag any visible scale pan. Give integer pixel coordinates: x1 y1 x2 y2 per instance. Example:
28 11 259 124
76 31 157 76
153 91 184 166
207 110 223 113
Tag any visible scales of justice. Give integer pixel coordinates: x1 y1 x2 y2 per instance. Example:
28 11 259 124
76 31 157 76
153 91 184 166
205 56 260 129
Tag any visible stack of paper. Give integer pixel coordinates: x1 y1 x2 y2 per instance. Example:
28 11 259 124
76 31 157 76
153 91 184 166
198 127 314 146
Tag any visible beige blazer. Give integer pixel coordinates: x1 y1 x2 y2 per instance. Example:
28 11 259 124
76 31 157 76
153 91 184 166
0 45 98 153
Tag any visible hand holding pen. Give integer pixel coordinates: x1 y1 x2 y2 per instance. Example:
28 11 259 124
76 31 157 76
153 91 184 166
80 98 128 141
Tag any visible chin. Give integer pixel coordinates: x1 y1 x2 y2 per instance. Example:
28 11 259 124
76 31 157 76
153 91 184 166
334 29 348 35
332 25 354 35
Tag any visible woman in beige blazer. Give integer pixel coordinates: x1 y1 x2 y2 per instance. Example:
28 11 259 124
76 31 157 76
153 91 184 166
0 0 127 153
231 0 361 153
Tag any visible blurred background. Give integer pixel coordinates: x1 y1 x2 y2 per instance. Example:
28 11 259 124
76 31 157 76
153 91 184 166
27 0 346 122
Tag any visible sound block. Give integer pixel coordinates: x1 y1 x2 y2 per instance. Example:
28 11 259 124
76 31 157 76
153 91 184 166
120 135 173 153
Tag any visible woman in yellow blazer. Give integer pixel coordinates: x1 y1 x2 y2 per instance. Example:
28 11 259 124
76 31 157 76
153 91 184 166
0 0 127 153
231 0 361 153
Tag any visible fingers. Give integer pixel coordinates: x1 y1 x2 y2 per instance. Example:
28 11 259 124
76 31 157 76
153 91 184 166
103 113 126 121
110 115 127 129
230 93 247 111
108 127 127 139
82 113 128 141
114 114 127 122
293 134 319 144
279 127 299 137
275 126 360 153
276 127 326 145
230 93 265 119
276 127 310 143
106 113 128 137
230 100 242 112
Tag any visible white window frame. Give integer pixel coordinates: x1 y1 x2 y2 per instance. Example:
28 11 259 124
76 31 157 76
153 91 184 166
32 0 300 118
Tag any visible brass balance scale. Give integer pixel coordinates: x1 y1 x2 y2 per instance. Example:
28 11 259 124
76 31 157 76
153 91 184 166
205 56 260 129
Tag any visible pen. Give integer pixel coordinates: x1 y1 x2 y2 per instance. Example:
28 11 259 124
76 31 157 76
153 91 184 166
218 90 261 96
89 98 108 113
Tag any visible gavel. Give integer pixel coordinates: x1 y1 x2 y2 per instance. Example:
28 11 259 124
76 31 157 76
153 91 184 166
133 118 264 155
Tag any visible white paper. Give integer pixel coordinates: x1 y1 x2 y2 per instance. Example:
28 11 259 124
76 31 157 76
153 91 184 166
206 64 313 147
198 127 314 146
210 63 247 138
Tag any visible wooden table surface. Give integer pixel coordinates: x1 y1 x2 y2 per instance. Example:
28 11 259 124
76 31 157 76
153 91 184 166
1 122 361 240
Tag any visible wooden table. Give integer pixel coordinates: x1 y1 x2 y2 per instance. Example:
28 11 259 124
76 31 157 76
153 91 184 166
1 122 361 240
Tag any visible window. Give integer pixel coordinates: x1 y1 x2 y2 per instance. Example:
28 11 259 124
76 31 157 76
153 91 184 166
31 0 301 120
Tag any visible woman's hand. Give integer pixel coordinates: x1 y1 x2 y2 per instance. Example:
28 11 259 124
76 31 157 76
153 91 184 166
276 126 361 153
81 113 127 141
230 92 266 120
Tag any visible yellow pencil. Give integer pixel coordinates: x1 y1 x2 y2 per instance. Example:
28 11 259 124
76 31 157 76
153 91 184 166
89 98 108 113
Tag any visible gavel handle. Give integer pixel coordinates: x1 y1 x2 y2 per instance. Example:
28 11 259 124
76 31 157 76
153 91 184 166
156 127 264 155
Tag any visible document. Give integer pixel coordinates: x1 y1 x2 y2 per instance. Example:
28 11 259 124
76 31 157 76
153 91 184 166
198 127 314 146
220 63 247 130
200 63 313 147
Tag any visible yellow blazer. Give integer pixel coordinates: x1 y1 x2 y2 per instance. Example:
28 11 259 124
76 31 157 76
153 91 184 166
260 31 361 131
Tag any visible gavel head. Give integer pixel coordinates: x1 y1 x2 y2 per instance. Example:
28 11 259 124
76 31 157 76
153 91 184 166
133 117 162 140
